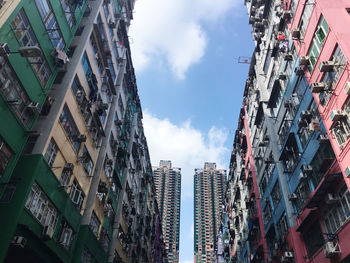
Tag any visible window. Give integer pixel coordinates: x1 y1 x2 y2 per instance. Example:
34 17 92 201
310 141 335 187
307 16 329 73
11 9 52 87
35 0 65 50
80 146 94 176
60 0 76 28
0 57 33 125
0 137 13 179
82 52 92 80
118 94 124 115
263 201 272 224
71 75 93 125
44 138 58 167
319 45 346 107
59 105 81 152
69 179 84 210
104 154 113 178
25 183 58 228
57 220 74 250
298 0 314 37
60 169 72 187
89 211 100 236
100 228 110 252
277 214 288 240
271 181 281 208
324 185 350 234
294 181 311 213
303 222 324 257
298 100 317 149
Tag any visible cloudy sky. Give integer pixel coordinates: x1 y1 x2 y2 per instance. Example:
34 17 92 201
129 0 254 261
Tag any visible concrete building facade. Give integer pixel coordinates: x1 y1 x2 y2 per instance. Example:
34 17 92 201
0 0 166 262
218 0 350 262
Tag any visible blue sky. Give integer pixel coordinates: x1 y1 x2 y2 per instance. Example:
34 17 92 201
129 0 254 261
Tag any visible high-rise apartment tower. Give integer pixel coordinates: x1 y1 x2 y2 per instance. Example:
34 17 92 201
194 162 226 262
153 160 181 263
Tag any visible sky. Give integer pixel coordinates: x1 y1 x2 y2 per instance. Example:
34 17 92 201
128 0 254 261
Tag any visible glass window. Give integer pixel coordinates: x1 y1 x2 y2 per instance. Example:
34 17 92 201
118 94 124 115
81 247 93 263
35 0 65 50
69 179 84 210
25 182 58 228
271 181 281 208
44 138 58 167
58 220 74 250
298 0 314 37
11 9 52 87
82 51 92 79
89 211 100 236
294 181 311 213
277 214 288 240
0 137 14 179
59 105 81 152
307 16 329 73
60 0 76 28
81 146 94 176
60 169 72 187
303 222 324 257
0 57 33 125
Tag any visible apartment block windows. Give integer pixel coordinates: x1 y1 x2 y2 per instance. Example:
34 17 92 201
0 137 13 179
89 211 100 236
81 247 93 263
271 181 281 208
0 57 33 126
59 105 81 152
60 0 76 28
303 222 324 257
277 214 288 240
25 183 58 229
80 146 94 176
307 16 329 73
298 0 314 38
35 0 65 50
45 138 58 167
118 94 124 116
58 220 74 250
294 181 311 213
70 179 84 210
11 9 52 87
263 201 272 224
324 185 350 234
60 168 72 187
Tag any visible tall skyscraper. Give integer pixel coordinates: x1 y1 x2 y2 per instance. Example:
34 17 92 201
153 160 181 262
194 162 226 262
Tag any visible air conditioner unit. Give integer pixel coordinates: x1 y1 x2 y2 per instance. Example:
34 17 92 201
109 20 116 29
42 225 55 239
282 10 291 19
106 158 113 166
99 102 109 110
345 166 350 178
299 56 310 65
278 72 287 80
320 60 339 72
63 163 74 172
284 53 293 61
308 119 320 132
330 110 347 122
300 172 308 181
74 134 87 142
344 82 350 95
291 28 301 39
325 193 339 204
284 251 294 259
11 236 27 248
294 66 304 76
0 42 10 56
27 102 42 114
288 193 297 201
301 164 313 174
324 241 341 258
310 82 329 94
115 119 123 126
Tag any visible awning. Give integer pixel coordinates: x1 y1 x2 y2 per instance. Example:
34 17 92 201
267 79 282 108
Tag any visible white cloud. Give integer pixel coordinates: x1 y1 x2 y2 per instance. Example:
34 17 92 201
180 261 193 263
129 0 238 79
142 110 230 198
